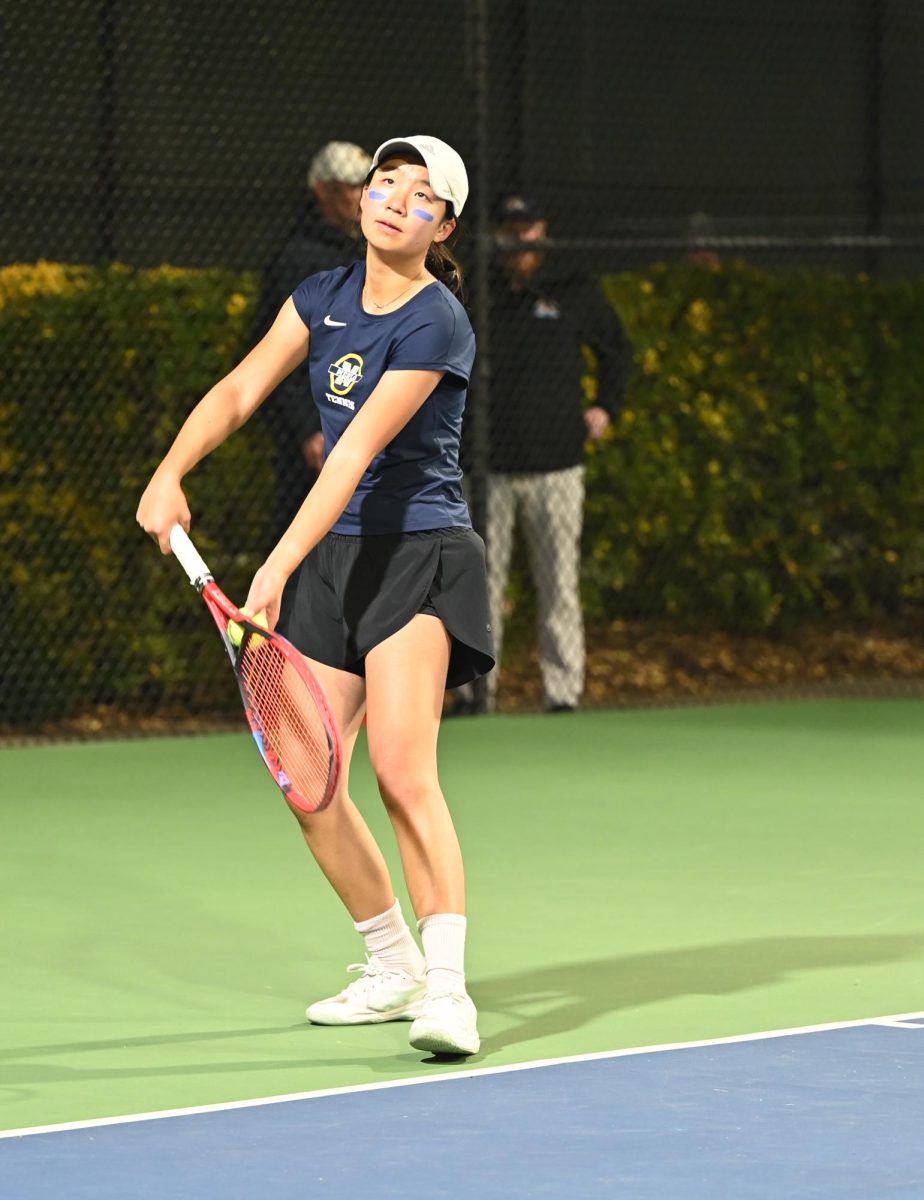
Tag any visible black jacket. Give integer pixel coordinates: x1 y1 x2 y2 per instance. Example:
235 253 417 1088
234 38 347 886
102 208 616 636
255 201 362 449
474 266 632 473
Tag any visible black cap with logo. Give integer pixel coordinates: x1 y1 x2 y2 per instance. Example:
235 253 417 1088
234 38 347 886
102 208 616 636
493 194 546 225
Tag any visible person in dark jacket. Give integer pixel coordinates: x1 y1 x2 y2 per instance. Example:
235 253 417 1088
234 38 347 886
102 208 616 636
255 141 372 540
483 194 632 711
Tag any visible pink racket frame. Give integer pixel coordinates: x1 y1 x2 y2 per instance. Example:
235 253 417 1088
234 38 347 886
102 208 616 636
168 524 342 812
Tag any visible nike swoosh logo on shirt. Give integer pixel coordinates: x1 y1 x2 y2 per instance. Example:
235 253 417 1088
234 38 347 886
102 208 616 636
324 314 347 327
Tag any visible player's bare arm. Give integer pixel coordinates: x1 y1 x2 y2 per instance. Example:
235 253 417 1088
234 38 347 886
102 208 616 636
244 368 444 621
137 298 310 551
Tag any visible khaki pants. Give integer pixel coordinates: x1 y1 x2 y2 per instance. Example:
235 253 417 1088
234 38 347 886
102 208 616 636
486 465 586 708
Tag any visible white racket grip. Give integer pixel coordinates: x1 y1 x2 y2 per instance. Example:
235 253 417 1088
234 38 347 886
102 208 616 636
169 524 213 587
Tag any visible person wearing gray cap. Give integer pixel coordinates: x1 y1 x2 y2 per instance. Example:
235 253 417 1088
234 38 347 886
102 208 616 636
255 141 371 557
138 135 490 1059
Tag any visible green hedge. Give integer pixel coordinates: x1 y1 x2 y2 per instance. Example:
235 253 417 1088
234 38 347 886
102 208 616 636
1 262 268 724
2 259 922 726
583 262 924 633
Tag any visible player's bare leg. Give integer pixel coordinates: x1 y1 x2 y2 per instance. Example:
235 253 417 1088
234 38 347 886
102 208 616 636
364 614 463 917
293 659 427 1026
365 616 479 1055
287 659 395 920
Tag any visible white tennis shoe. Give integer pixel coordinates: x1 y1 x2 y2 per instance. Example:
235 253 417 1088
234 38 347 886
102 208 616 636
409 989 480 1056
306 960 426 1025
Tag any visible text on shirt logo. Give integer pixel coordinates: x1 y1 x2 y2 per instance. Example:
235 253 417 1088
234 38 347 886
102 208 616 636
327 352 364 403
325 392 355 411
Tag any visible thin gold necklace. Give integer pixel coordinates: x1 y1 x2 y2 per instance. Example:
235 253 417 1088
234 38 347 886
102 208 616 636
364 270 425 311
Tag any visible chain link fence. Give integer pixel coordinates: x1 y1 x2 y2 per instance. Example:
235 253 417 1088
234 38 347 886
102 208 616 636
4 0 924 736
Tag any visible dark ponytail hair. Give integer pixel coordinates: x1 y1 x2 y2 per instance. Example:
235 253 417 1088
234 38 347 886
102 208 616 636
427 208 465 300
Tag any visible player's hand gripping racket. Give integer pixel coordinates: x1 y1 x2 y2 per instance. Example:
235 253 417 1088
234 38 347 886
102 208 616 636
168 524 341 813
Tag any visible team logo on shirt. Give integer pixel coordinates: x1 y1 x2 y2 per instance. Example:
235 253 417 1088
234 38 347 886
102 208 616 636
326 353 364 411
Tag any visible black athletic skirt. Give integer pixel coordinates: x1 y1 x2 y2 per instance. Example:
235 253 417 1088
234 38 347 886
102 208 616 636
279 527 495 689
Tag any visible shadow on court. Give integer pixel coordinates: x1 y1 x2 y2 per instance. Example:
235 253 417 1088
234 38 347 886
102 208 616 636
4 934 922 1093
473 932 924 1054
0 1025 304 1064
0 1053 408 1088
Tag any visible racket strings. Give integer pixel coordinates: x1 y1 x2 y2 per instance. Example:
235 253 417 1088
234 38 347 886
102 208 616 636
239 636 333 810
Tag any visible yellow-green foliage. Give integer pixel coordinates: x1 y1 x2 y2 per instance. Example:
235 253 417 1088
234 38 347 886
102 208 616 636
3 259 923 725
1 262 267 723
582 261 924 633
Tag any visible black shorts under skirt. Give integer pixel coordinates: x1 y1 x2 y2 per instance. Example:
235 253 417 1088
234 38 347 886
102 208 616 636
279 527 496 689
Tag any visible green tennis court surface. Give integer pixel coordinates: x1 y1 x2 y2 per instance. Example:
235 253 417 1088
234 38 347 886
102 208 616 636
2 699 923 1133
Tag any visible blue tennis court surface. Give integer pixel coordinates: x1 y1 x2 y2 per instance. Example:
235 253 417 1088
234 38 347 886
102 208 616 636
3 1015 923 1198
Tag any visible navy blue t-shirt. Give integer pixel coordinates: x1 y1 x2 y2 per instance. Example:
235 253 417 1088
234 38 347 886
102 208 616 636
291 262 476 535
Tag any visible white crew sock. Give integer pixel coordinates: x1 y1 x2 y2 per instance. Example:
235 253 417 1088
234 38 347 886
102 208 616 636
418 913 467 994
354 899 425 977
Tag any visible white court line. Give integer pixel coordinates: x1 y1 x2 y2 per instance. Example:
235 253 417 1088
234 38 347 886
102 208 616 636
3 1009 923 1141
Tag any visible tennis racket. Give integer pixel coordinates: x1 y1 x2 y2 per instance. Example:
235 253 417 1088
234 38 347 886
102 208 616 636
168 524 341 813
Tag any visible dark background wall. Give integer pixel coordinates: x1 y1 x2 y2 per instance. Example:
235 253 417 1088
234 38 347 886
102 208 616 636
3 0 924 271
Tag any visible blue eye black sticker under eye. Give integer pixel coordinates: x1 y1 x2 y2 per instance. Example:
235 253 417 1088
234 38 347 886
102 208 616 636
412 209 435 222
368 190 386 201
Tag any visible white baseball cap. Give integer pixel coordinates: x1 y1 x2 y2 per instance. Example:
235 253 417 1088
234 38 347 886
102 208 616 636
307 141 371 188
370 135 469 216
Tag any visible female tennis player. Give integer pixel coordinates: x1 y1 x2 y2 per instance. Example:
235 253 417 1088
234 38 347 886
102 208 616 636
136 135 492 1057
